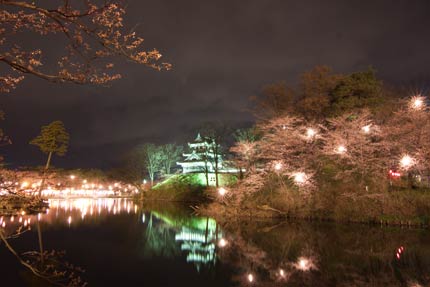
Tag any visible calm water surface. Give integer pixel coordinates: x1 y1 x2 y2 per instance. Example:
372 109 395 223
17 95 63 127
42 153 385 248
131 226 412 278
0 197 429 286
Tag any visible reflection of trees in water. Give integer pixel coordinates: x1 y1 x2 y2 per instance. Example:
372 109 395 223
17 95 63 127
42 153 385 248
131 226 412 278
140 210 221 271
217 220 430 286
0 220 86 286
142 213 180 258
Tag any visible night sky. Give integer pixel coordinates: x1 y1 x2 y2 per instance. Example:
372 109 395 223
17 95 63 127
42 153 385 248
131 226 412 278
2 0 430 168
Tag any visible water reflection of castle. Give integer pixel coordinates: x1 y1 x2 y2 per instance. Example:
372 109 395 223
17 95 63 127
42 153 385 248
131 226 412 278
175 224 218 270
151 213 222 271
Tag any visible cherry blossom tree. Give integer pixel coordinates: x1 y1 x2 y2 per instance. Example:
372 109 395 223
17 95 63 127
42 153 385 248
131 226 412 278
385 95 430 185
322 110 391 190
0 0 171 93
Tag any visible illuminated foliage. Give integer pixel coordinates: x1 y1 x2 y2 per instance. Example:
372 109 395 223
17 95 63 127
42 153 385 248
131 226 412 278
0 0 170 92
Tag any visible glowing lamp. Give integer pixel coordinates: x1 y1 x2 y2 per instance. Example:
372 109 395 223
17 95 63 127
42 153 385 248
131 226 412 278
296 257 313 271
400 155 414 169
336 145 347 154
247 273 254 283
218 187 227 196
292 172 307 184
218 238 228 247
279 269 285 277
362 125 371 133
411 96 424 110
306 128 316 139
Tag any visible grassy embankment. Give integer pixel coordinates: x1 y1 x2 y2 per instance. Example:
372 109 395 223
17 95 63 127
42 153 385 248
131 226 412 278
141 173 237 203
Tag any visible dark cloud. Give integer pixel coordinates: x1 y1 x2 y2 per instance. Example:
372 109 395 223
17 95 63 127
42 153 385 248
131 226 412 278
2 0 430 168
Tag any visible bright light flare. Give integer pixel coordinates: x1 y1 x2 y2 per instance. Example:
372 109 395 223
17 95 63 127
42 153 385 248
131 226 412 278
292 172 308 185
218 187 227 196
410 95 425 110
279 268 285 277
218 238 228 248
362 125 371 133
247 273 254 283
294 257 315 271
400 155 414 169
336 145 347 154
70 175 76 180
274 162 282 171
306 128 316 139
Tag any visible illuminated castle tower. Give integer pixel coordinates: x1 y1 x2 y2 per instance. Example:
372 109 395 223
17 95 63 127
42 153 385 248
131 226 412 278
177 133 224 174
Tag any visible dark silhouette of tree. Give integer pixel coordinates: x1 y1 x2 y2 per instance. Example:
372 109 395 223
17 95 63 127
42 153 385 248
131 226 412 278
160 144 183 175
252 66 387 121
200 123 231 188
30 120 69 196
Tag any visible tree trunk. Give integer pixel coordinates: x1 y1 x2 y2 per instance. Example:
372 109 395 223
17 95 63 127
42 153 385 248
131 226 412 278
38 151 52 197
203 160 209 187
215 158 219 188
45 151 52 170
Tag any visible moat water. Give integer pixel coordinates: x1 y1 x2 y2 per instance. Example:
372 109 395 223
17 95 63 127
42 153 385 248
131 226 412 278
0 197 429 286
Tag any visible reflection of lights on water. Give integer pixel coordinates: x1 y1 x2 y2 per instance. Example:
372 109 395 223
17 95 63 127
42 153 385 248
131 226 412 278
0 198 138 233
218 238 227 248
396 246 405 260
